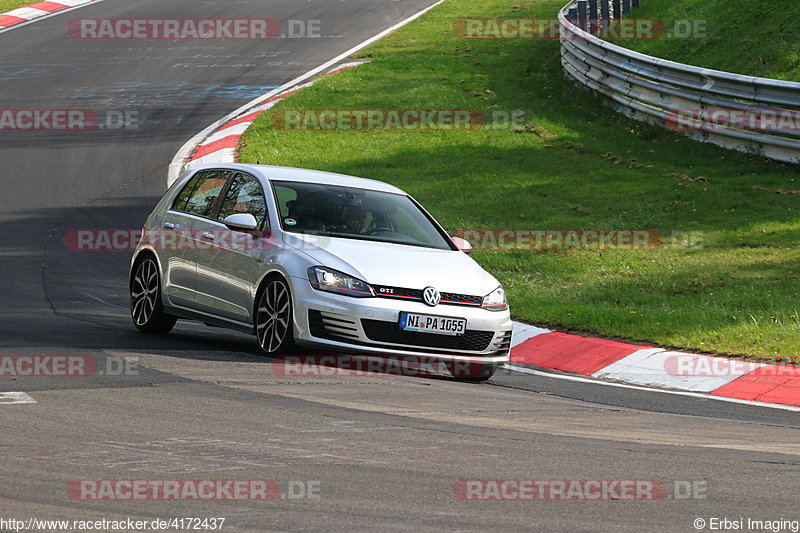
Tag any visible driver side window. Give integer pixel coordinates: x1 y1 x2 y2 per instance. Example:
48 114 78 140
218 173 268 228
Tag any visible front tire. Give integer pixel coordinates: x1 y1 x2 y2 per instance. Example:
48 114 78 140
255 276 295 355
130 256 177 334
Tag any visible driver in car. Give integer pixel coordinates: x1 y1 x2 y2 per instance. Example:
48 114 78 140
341 204 370 234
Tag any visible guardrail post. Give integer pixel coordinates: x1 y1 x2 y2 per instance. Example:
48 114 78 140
622 0 631 14
577 0 588 31
600 0 610 26
588 0 598 34
611 0 621 20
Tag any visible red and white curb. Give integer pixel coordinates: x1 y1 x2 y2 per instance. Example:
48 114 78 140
185 62 362 169
508 324 800 409
0 0 97 29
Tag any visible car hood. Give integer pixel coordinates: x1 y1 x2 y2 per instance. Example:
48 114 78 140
283 233 500 296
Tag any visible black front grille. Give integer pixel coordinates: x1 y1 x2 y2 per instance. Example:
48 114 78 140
361 319 494 352
373 285 482 307
440 292 483 306
374 286 423 300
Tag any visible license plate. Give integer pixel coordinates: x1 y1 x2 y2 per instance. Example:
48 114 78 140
399 312 466 336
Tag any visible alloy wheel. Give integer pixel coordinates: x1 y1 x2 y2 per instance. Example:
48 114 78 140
256 279 292 353
131 258 159 326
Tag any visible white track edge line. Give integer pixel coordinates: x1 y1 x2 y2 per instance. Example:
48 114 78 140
0 391 37 405
167 0 447 186
503 364 800 412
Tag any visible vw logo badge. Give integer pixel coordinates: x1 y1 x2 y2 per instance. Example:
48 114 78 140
422 286 440 307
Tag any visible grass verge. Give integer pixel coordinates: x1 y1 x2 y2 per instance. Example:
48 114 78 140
614 0 800 81
240 0 800 362
0 0 33 14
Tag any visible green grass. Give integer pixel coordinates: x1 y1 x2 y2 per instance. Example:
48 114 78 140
240 0 800 362
614 0 800 80
0 0 32 13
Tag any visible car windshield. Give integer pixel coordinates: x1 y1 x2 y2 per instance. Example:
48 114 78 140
271 180 452 250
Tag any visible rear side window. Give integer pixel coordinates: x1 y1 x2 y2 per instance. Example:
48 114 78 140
218 173 268 227
172 170 230 217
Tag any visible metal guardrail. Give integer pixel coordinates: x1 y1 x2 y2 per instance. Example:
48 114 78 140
559 0 800 164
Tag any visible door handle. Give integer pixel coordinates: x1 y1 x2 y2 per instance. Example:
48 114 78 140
201 232 215 240
163 222 175 229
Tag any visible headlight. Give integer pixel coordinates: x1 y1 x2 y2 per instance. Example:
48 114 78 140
482 285 508 311
308 266 374 298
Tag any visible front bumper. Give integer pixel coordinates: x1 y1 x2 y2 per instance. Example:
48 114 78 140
289 275 512 363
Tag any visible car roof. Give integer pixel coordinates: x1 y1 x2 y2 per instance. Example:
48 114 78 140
188 163 407 195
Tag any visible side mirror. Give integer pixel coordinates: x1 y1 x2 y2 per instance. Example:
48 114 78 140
223 213 258 231
451 236 473 254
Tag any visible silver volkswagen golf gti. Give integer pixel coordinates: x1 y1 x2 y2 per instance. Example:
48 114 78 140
130 164 512 380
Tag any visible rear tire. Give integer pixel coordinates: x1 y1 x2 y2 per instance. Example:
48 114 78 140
130 255 177 334
255 276 295 355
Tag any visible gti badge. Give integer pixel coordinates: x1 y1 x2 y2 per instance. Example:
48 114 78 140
422 286 440 307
